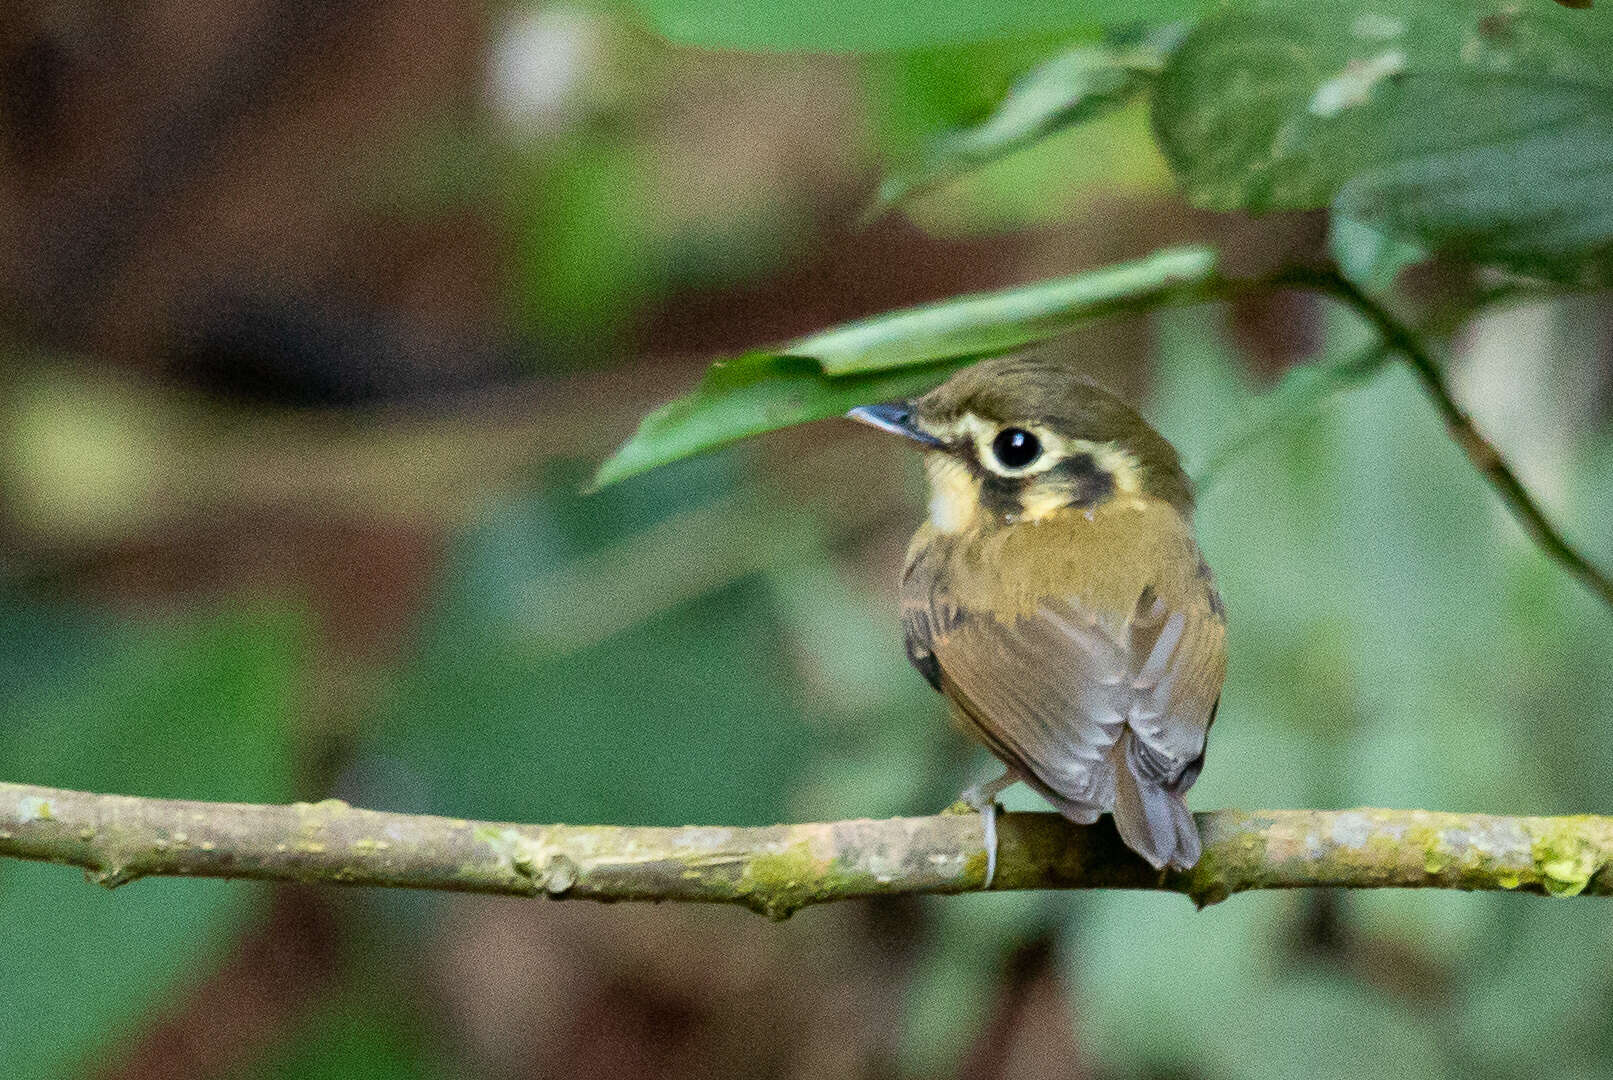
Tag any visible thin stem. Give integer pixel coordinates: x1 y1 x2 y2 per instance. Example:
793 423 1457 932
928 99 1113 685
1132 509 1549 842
4 783 1613 918
1277 267 1613 612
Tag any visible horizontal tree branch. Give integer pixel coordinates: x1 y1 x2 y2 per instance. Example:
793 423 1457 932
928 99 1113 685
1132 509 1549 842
4 783 1612 917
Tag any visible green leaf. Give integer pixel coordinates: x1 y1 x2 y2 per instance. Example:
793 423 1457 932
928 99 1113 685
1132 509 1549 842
591 245 1218 489
877 37 1175 209
591 353 970 491
1152 1 1613 281
1337 105 1613 284
796 244 1217 373
0 606 301 1080
629 0 1212 52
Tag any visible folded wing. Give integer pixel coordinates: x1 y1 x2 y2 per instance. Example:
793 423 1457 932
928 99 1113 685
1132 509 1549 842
904 578 1224 870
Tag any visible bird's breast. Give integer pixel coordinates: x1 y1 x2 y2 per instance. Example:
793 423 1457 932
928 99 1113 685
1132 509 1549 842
914 496 1209 623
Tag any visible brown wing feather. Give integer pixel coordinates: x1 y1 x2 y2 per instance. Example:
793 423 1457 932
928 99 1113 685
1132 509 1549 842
901 506 1226 869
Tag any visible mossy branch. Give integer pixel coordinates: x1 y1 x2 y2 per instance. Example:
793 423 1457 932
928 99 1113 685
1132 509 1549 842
4 782 1613 919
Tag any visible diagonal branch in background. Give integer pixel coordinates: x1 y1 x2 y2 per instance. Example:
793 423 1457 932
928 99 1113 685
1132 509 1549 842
1295 269 1613 612
4 783 1612 919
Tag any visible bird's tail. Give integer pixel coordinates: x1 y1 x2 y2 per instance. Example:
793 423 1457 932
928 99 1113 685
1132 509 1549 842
1112 731 1202 870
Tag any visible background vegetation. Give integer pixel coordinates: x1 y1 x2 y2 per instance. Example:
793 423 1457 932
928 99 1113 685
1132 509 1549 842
2 1 1611 1077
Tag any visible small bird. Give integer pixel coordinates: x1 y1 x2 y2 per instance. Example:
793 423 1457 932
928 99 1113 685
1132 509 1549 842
848 356 1226 884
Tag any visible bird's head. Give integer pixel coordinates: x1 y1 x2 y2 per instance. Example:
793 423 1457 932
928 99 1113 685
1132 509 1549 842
848 356 1193 533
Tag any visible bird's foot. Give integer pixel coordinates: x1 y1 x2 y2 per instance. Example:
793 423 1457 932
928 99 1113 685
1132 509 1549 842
957 770 1020 889
974 797 1000 889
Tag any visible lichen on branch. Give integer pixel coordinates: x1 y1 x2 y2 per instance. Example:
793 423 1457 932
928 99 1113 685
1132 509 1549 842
4 783 1612 917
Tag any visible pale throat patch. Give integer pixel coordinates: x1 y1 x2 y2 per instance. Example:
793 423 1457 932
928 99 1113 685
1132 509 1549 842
925 454 980 534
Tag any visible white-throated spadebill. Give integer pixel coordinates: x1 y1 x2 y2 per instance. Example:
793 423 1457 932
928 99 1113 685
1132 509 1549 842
848 356 1226 885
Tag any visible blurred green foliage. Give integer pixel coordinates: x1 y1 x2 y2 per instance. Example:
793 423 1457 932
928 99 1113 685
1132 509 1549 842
630 0 1148 51
379 459 822 827
863 35 1105 164
241 984 451 1080
6 1 1613 1078
0 607 300 1078
875 34 1177 210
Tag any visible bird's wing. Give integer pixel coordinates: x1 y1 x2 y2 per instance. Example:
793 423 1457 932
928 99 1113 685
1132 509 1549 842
904 569 1224 867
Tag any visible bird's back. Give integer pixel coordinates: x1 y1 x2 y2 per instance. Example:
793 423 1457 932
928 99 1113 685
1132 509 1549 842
902 494 1226 868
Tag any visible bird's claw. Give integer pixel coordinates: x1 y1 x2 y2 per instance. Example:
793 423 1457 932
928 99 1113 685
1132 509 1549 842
958 786 1001 889
953 770 1018 890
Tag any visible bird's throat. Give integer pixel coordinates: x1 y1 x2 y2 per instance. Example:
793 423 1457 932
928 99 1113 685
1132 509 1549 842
926 454 981 534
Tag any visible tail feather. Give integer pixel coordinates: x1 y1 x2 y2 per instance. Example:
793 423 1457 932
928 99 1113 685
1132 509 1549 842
1113 732 1202 870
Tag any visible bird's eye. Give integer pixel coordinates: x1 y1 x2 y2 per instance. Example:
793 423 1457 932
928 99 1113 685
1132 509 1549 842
991 427 1041 469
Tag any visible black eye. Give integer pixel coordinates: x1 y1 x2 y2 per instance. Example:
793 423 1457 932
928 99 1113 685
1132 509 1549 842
991 427 1041 469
